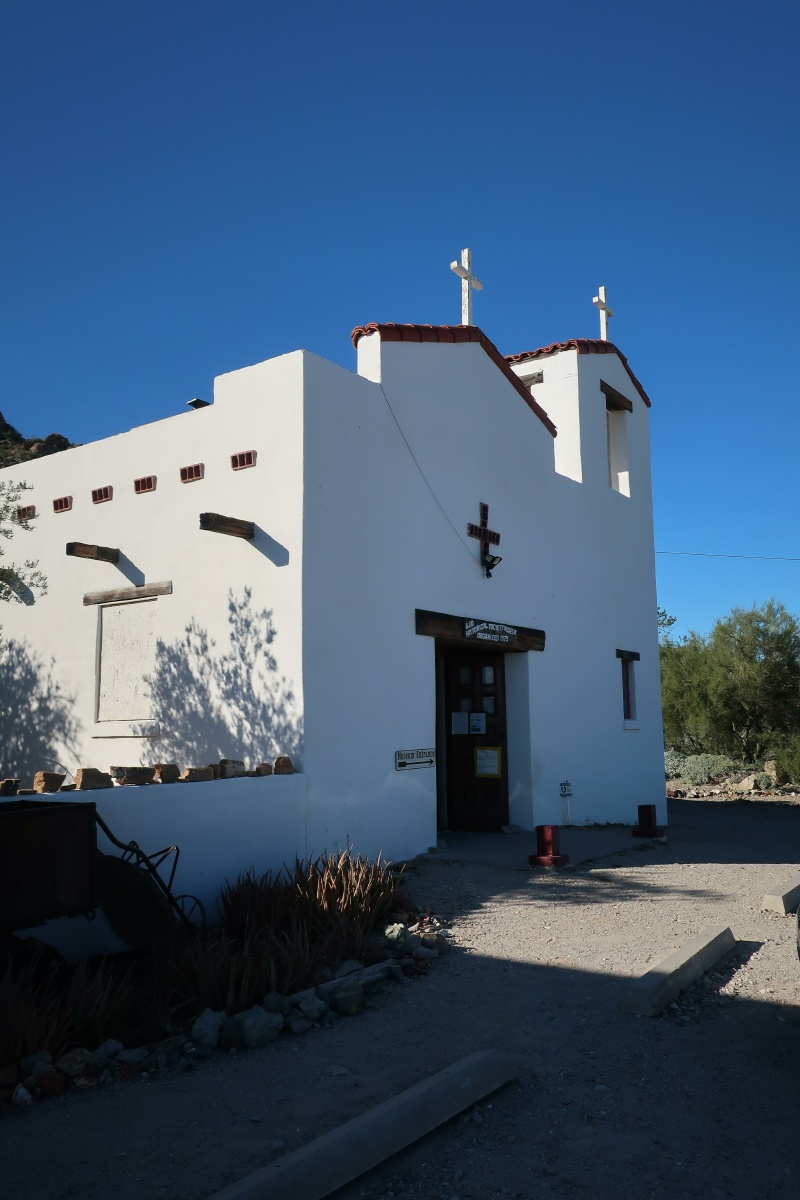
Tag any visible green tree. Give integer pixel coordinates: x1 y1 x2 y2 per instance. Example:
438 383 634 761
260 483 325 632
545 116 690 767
660 599 800 761
657 607 677 644
0 480 46 605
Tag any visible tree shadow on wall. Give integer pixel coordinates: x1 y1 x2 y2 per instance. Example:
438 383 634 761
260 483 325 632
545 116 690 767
148 587 303 769
0 637 82 785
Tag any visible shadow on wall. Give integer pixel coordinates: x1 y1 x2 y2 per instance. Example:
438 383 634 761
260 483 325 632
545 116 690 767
147 587 303 769
0 637 82 785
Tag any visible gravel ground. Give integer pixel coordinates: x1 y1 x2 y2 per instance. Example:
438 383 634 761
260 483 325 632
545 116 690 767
3 798 800 1200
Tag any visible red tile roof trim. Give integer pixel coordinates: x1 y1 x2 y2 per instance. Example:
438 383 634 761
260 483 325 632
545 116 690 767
351 323 557 437
506 339 651 408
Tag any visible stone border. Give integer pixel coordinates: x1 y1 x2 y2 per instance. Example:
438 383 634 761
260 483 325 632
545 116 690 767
761 872 800 915
619 924 736 1017
207 1049 519 1200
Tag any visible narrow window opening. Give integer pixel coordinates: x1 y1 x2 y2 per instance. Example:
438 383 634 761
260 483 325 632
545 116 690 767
180 463 204 483
134 475 156 494
92 485 113 504
602 380 631 497
53 496 72 513
616 649 640 721
621 657 634 719
231 450 256 470
16 505 36 521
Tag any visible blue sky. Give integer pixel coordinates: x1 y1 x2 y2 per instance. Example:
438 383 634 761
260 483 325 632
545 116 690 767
2 1 799 638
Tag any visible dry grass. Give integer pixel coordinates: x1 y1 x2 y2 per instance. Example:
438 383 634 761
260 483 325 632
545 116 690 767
0 952 147 1067
1 852 407 1068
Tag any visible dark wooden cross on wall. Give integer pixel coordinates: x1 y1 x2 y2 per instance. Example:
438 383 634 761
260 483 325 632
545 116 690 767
467 502 501 574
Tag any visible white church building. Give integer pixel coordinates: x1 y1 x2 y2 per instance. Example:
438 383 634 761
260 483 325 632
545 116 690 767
1 280 665 931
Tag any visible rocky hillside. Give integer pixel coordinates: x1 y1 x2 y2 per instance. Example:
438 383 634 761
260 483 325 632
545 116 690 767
0 412 76 469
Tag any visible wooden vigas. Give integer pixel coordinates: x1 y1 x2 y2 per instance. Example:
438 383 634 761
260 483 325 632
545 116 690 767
199 512 255 540
66 541 120 564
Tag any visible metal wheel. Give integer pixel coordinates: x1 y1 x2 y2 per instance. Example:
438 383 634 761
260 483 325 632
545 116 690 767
174 894 206 932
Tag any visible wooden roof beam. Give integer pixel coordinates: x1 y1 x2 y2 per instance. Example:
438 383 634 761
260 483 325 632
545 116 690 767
199 512 255 540
66 541 120 564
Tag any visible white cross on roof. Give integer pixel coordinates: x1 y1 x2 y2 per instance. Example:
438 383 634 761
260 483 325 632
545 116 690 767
592 285 613 340
450 248 483 325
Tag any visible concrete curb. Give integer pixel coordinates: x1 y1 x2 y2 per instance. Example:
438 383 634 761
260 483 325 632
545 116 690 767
761 872 800 915
620 924 736 1017
207 1049 519 1200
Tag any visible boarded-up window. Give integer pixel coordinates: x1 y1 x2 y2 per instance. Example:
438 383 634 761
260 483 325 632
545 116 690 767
97 600 157 721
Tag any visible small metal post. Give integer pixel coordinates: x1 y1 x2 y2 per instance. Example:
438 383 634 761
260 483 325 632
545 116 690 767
529 824 569 868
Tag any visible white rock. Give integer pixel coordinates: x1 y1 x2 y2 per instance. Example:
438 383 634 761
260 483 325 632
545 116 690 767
298 994 327 1023
191 1008 226 1049
95 1038 124 1061
117 1047 149 1065
235 1006 284 1048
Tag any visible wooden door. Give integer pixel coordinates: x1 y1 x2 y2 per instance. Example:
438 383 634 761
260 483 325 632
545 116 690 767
443 651 509 830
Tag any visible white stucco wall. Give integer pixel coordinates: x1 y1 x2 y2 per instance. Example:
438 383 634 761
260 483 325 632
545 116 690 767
1 351 306 783
333 333 665 831
506 346 665 825
2 326 666 961
15 775 309 959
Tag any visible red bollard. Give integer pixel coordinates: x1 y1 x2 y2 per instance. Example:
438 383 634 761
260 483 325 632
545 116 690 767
528 824 569 868
632 804 665 837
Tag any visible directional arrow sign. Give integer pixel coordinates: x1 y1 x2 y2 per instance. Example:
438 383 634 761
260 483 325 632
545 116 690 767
395 749 436 771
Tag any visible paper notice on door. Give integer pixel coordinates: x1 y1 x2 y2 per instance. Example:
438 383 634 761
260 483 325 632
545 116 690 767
469 712 486 734
474 747 502 778
451 712 469 734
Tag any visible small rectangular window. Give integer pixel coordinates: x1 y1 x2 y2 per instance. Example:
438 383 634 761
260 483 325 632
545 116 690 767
616 649 641 721
92 485 113 504
53 496 72 513
180 463 204 483
134 475 156 494
16 505 36 521
231 450 256 470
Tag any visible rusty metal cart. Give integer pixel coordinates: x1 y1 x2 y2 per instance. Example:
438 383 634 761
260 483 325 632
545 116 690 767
0 797 205 953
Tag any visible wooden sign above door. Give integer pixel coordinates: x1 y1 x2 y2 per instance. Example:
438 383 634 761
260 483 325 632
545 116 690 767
415 609 546 653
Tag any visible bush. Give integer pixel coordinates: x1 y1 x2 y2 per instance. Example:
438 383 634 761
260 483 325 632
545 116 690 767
683 754 735 786
0 950 160 1068
753 772 773 790
664 750 687 779
174 851 410 1018
1 852 409 1066
660 600 800 761
219 851 404 950
766 735 800 784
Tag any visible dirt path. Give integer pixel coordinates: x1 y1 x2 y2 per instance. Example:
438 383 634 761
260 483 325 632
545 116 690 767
3 799 800 1200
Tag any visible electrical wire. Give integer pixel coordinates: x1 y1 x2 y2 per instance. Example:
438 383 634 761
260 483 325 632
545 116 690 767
657 551 800 562
369 399 800 571
379 383 477 564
